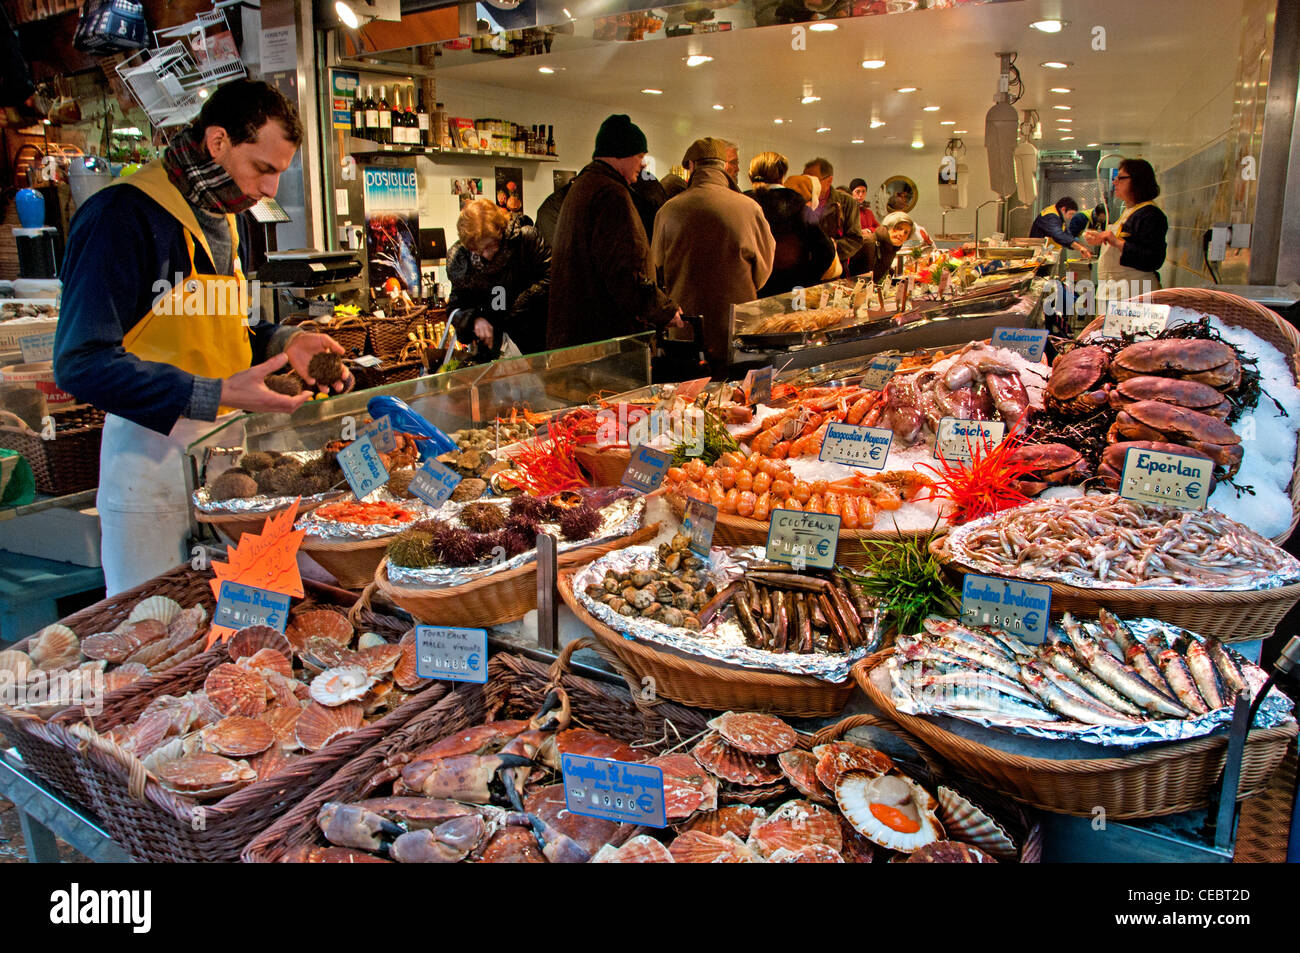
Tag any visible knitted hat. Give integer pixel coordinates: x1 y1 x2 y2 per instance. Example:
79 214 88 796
593 115 648 158
848 178 868 192
682 137 728 165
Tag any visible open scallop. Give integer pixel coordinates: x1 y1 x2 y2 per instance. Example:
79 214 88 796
835 771 944 854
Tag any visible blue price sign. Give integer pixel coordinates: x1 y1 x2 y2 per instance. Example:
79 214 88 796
818 422 892 471
214 581 291 633
743 366 774 405
337 434 389 499
1118 447 1212 510
356 415 397 453
992 327 1048 362
960 573 1053 645
561 753 667 828
765 508 841 570
620 445 672 494
19 330 56 363
682 498 718 558
408 458 463 507
414 625 488 683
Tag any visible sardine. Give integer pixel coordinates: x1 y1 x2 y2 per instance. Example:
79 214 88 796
975 624 1036 660
1097 609 1141 657
1184 641 1225 710
925 636 1022 680
1066 619 1191 718
906 671 1049 720
896 645 981 672
1157 650 1209 715
1142 633 1168 671
1205 637 1248 701
923 617 1016 659
1020 662 1139 727
910 668 1042 706
1123 645 1179 704
1041 643 1145 717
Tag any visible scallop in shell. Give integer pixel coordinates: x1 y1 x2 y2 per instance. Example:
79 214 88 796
813 741 893 791
286 609 353 651
155 752 257 799
691 731 782 787
227 625 293 665
905 840 997 863
935 785 1018 861
777 749 832 805
253 744 299 782
264 672 308 709
720 779 790 804
165 606 208 649
836 771 943 854
356 643 402 677
668 830 759 863
680 805 766 840
710 711 798 755
647 752 719 819
259 706 303 750
768 844 845 863
204 662 269 718
356 632 388 650
310 665 375 707
298 638 362 675
746 799 842 858
127 595 182 626
295 701 363 752
238 647 295 681
591 835 675 863
27 624 80 670
0 648 33 682
104 661 150 694
393 633 421 692
202 715 276 757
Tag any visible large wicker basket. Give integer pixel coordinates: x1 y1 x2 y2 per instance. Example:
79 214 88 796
1080 287 1300 545
242 640 712 862
855 650 1297 820
44 603 444 863
370 522 661 628
289 314 368 356
574 445 632 486
930 534 1300 644
0 405 104 495
0 565 218 810
299 534 393 590
558 571 855 718
195 496 341 547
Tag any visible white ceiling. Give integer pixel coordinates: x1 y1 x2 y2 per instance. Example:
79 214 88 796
433 0 1244 153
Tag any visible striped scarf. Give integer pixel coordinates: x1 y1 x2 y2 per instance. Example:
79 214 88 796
161 124 258 214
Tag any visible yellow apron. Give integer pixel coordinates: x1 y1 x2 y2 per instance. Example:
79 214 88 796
97 163 253 595
1097 201 1160 307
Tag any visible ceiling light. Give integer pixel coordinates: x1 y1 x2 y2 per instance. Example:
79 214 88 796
861 59 886 69
923 105 940 112
197 88 209 99
335 0 359 29
896 86 918 93
774 118 785 124
1060 136 1074 141
817 126 831 133
1053 105 1072 111
712 103 725 111
809 21 837 31
641 88 663 95
562 7 572 17
1041 61 1072 69
1057 118 1073 124
1086 142 1100 147
1050 87 1072 93
953 129 968 134
538 66 554 74
870 119 886 128
801 95 822 104
1029 18 1066 32
851 138 865 143
685 54 713 67
911 140 925 150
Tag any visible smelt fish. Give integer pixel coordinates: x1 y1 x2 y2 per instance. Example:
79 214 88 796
1183 640 1225 710
1019 662 1139 727
1156 650 1210 715
1205 637 1248 702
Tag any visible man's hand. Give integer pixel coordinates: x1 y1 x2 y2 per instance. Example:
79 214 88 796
220 354 313 414
666 310 685 329
284 331 355 393
1072 242 1093 259
473 317 494 345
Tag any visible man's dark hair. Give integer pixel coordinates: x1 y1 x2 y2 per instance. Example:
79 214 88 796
1055 196 1079 214
1119 158 1160 203
193 79 303 146
803 157 833 178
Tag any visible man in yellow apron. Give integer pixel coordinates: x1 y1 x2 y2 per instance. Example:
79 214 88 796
1084 159 1168 311
54 80 351 595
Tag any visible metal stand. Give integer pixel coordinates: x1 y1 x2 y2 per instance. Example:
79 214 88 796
0 751 132 863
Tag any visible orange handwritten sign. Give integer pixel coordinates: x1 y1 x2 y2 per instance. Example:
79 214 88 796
207 500 306 647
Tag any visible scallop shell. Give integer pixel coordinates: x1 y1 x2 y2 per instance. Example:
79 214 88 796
83 620 166 664
813 741 894 790
719 780 790 805
668 830 759 863
299 638 362 674
259 706 303 750
835 771 943 854
905 840 997 863
680 804 766 839
647 752 719 819
777 749 832 805
357 632 388 650
746 799 842 858
286 609 353 651
128 595 183 626
295 701 363 752
122 637 175 669
119 710 179 758
710 711 798 755
238 647 295 680
355 643 402 677
0 649 33 681
202 715 276 757
155 752 257 799
359 680 394 715
264 672 308 709
165 606 208 649
204 663 269 717
252 745 299 782
310 666 375 707
228 625 293 664
151 639 207 673
591 835 674 863
837 815 876 864
190 692 227 728
692 731 783 786
392 635 422 691
27 624 79 670
104 661 149 694
935 785 1019 861
141 736 188 776
768 844 845 863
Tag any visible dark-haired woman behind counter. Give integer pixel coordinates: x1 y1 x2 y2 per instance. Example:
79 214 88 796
1084 158 1168 304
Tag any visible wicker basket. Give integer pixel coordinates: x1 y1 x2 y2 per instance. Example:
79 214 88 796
1080 287 1300 545
242 639 712 862
45 603 440 863
930 533 1300 644
0 565 217 809
195 496 341 547
0 405 104 495
299 535 393 590
558 571 855 718
855 650 1298 819
370 521 661 628
347 357 426 392
574 445 631 486
296 314 368 356
367 316 416 359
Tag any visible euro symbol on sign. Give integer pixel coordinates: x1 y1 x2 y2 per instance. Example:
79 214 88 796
1186 481 1201 497
467 652 480 670
1023 611 1038 631
817 539 830 556
637 794 654 813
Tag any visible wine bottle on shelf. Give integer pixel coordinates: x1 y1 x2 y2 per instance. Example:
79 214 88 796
395 87 409 145
363 85 379 143
377 85 392 145
351 85 365 141
416 89 430 147
546 124 556 156
402 88 416 145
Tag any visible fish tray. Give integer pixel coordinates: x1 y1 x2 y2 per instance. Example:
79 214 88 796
369 521 661 628
559 571 853 718
195 495 342 547
241 639 712 862
1079 286 1300 545
39 597 446 863
0 565 219 811
929 533 1300 644
854 651 1297 820
666 493 933 571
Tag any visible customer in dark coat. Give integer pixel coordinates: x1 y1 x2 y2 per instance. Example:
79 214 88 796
547 115 680 350
448 198 550 357
745 151 835 296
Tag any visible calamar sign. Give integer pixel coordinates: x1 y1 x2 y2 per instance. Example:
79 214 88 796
992 327 1048 362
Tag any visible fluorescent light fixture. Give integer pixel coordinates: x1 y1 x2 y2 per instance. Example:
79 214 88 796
1086 142 1100 147
336 0 359 28
712 103 726 110
896 86 918 93
911 140 925 149
817 126 831 133
870 119 886 128
538 66 554 73
1041 61 1071 69
861 59 886 69
1029 18 1066 32
801 95 822 104
1060 136 1074 140
641 88 663 95
851 138 865 143
562 7 571 17
774 118 785 124
953 129 968 134
922 105 940 112
1053 104 1072 110
809 21 837 31
939 120 956 125
685 54 713 67
1050 87 1072 93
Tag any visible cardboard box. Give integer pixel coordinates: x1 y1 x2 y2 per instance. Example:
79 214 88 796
0 505 101 568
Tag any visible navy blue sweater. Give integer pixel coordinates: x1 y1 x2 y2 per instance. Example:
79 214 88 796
53 184 280 435
1028 208 1084 247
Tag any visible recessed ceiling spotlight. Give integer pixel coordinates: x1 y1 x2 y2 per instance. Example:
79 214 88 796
923 105 940 112
1029 18 1067 32
817 126 831 133
861 59 886 69
851 138 865 143
801 95 822 104
685 54 713 67
896 86 918 93
809 21 837 31
538 66 554 74
1041 61 1072 69
870 119 886 128
1050 87 1072 93
641 88 663 95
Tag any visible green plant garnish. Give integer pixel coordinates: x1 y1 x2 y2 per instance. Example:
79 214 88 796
840 528 957 637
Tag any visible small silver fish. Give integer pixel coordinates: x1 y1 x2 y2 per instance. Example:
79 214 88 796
925 635 1021 681
1123 644 1179 704
1205 637 1248 701
923 618 1016 659
1066 618 1191 719
1042 643 1145 717
1157 650 1210 715
1184 641 1225 710
1020 662 1139 727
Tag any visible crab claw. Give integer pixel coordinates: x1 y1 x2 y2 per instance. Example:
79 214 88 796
317 802 406 851
405 752 538 804
526 812 593 864
530 687 572 732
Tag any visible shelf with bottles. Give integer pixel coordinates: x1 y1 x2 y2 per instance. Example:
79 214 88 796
347 139 559 162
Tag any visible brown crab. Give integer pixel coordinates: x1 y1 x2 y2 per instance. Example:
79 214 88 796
1111 339 1242 390
1096 441 1214 489
1107 401 1243 475
1045 346 1112 416
1108 375 1231 419
1006 443 1091 495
